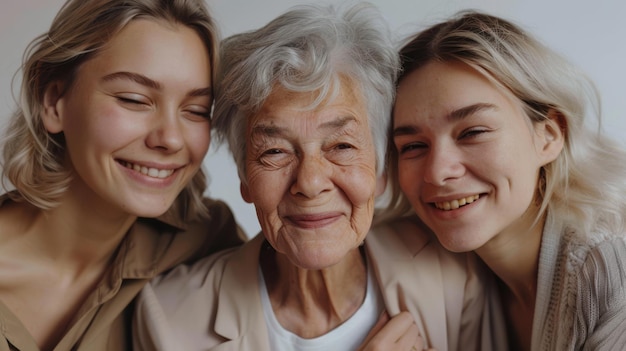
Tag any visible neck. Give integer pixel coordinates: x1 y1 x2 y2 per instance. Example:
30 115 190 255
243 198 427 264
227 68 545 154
474 208 545 351
475 207 545 306
260 242 367 338
17 190 136 275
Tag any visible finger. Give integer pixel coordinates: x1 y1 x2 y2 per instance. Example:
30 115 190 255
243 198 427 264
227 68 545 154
369 311 416 345
392 320 421 349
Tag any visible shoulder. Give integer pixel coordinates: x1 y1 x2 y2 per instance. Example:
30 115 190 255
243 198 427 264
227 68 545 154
150 245 238 306
554 227 626 315
134 246 236 344
149 234 263 309
133 248 233 350
179 198 247 261
181 197 247 248
367 216 431 255
558 227 626 276
138 197 246 273
544 227 626 347
134 236 264 349
368 215 479 270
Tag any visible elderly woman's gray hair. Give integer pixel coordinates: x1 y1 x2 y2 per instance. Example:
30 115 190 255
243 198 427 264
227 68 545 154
212 1 399 182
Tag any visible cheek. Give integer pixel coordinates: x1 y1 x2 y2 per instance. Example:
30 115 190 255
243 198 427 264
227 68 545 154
246 175 286 245
342 164 377 205
245 167 287 218
184 122 211 161
342 165 377 237
64 105 130 153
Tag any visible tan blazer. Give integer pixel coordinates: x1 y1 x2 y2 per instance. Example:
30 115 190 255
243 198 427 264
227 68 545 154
134 217 502 351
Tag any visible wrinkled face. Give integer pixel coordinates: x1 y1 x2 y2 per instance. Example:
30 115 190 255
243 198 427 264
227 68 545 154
393 61 557 252
242 82 378 270
44 19 212 218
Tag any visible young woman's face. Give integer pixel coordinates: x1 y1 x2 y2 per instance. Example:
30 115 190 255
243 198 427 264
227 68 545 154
242 82 379 270
44 19 212 218
393 61 558 252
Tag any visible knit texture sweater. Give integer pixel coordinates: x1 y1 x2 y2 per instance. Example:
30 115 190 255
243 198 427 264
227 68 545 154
531 213 626 350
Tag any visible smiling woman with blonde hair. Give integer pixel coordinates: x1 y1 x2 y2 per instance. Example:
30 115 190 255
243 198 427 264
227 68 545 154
0 1 243 350
389 11 626 350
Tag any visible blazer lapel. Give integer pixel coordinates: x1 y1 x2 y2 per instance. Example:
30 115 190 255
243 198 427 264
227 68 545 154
213 234 271 350
366 219 450 351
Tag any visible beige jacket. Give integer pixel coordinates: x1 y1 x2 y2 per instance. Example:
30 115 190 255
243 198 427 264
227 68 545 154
0 196 245 351
134 217 503 351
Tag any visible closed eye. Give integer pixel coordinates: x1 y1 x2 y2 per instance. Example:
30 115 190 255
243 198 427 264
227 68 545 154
115 93 148 105
459 127 489 140
184 106 211 121
397 142 427 155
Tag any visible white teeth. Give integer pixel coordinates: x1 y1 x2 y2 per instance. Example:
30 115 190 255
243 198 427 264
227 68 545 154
435 194 479 211
123 161 174 179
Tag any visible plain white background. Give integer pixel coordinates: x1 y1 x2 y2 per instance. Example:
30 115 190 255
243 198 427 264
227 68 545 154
1 0 624 236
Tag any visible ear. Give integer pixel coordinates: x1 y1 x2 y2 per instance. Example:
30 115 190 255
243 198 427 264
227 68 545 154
375 173 387 198
240 182 253 203
536 109 566 166
41 81 66 134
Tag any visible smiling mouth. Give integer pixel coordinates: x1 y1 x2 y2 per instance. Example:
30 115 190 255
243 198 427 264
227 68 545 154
286 213 342 229
120 161 175 179
434 194 480 211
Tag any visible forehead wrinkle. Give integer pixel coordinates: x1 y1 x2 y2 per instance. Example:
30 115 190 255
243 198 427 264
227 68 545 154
250 123 286 140
251 115 359 139
318 115 358 131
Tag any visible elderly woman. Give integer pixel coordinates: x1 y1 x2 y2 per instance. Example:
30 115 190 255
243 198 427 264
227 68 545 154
134 3 494 350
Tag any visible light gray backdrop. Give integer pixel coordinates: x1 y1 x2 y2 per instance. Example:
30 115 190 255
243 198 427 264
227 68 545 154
1 0 624 237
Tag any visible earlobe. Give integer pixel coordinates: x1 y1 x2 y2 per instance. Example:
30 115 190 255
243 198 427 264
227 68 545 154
240 182 253 203
538 109 566 165
41 81 66 134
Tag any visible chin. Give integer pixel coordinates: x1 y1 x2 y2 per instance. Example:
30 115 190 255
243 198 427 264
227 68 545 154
435 234 485 253
124 203 173 219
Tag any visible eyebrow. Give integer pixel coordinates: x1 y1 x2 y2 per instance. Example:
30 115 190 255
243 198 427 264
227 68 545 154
393 103 496 137
251 115 358 138
101 71 212 97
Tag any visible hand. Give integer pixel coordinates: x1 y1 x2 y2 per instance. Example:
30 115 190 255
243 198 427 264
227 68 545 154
358 311 435 351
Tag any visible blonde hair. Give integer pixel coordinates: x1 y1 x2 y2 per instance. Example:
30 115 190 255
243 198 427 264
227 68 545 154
384 11 626 236
2 0 219 221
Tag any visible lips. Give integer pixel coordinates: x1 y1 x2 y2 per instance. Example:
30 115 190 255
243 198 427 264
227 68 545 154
119 161 175 179
434 194 480 210
286 212 342 229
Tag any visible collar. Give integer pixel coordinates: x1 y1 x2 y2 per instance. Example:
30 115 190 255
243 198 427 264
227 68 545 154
213 234 271 347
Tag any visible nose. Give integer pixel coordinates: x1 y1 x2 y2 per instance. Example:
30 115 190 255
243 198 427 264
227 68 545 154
290 153 333 198
423 143 464 186
145 109 185 153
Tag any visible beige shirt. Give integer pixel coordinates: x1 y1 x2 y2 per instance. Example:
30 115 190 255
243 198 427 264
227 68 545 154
134 217 505 351
0 195 245 351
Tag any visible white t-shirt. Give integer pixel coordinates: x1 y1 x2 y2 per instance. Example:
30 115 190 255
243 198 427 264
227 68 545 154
258 260 384 351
